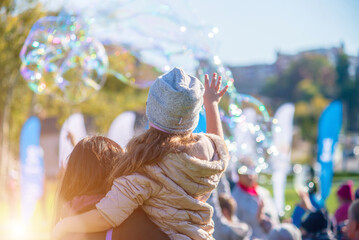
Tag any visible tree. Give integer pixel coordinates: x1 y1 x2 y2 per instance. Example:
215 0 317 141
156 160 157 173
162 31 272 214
336 52 351 99
262 55 335 150
335 52 359 132
0 0 46 192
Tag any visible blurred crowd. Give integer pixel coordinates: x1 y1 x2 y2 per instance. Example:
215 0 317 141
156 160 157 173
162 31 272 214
209 159 359 240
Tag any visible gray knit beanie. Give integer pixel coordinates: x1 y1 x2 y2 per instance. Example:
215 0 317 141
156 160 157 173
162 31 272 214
146 67 204 134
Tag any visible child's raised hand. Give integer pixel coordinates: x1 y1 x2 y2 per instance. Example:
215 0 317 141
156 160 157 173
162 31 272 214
203 73 228 107
203 73 228 138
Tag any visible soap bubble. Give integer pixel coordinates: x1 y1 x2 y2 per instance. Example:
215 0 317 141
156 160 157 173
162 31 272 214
20 15 108 103
196 60 274 174
106 46 163 89
34 0 220 91
49 0 218 77
55 37 108 102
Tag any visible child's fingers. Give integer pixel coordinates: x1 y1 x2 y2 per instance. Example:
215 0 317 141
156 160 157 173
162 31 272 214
211 73 217 88
216 76 222 91
204 74 209 89
219 85 229 97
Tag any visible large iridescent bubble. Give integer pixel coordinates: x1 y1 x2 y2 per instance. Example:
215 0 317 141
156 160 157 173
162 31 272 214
105 46 162 89
43 0 219 86
195 58 277 174
20 15 108 103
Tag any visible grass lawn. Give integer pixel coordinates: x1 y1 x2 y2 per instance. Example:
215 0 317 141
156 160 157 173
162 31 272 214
259 172 359 219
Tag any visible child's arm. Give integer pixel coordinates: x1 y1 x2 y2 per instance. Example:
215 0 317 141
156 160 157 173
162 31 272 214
53 174 160 240
52 209 111 240
203 73 228 139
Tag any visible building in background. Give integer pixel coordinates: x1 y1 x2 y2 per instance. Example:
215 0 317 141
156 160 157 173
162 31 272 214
229 44 359 96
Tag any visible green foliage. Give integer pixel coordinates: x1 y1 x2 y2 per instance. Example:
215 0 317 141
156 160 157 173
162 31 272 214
336 52 359 131
260 173 359 218
0 1 152 157
0 0 46 156
336 53 350 93
263 55 335 102
262 55 335 144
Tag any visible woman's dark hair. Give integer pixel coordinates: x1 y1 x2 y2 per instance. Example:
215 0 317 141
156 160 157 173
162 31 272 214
54 136 123 223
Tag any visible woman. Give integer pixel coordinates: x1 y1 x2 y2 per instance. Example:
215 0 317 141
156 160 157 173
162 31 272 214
55 136 169 240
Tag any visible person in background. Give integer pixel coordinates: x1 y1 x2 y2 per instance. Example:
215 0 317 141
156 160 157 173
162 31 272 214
345 199 359 240
355 188 359 200
300 208 335 240
231 158 279 239
55 136 169 240
210 191 250 240
335 181 354 224
292 190 316 228
334 181 354 239
219 193 238 222
267 223 301 240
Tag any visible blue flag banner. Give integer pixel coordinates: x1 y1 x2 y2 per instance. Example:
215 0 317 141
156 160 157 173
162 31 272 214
316 101 342 207
20 116 44 222
193 108 207 133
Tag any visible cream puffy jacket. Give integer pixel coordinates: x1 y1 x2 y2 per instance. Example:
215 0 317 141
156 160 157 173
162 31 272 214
96 133 229 240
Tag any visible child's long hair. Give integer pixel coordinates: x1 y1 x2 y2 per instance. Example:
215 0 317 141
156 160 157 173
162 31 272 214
108 127 198 181
54 136 123 223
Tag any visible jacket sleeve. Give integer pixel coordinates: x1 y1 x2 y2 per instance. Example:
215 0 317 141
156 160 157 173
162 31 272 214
96 173 160 227
291 205 307 228
205 133 229 165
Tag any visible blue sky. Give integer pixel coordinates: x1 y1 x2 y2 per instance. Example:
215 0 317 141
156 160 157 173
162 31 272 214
190 0 359 65
39 0 359 66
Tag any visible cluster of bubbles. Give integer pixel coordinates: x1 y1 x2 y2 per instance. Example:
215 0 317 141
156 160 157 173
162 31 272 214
186 57 277 175
193 57 278 173
41 0 219 88
223 71 278 174
22 0 281 173
20 15 108 103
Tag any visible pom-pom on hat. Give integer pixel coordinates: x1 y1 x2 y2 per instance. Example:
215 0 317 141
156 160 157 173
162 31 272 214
337 180 354 201
146 67 204 134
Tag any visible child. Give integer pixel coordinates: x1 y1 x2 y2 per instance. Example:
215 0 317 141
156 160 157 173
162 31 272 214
211 192 250 240
55 136 169 240
346 199 359 240
218 193 237 222
53 67 229 240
